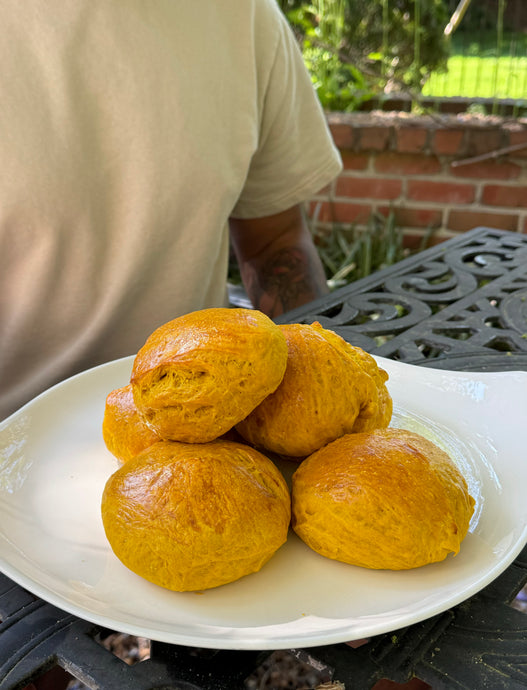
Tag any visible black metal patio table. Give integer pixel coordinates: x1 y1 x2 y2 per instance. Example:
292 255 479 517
1 226 526 690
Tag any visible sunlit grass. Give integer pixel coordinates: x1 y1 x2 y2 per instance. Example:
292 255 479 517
423 54 527 99
422 31 527 101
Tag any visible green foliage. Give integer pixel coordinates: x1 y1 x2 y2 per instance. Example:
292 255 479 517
284 1 375 110
303 48 374 111
343 0 450 91
278 0 450 109
309 210 408 290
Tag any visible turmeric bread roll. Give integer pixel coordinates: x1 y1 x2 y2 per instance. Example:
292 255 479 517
102 384 160 464
101 439 291 591
131 308 288 443
236 322 392 458
345 346 393 433
291 428 475 570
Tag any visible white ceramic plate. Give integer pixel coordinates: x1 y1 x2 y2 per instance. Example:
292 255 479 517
1 356 526 650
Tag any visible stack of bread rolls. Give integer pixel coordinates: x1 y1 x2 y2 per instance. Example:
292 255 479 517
101 307 475 592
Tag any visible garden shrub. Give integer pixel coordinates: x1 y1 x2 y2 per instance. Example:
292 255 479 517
278 0 450 108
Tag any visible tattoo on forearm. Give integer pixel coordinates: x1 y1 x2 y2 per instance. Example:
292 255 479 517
248 248 327 316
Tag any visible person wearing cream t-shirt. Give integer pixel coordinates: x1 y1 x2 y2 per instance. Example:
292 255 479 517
0 0 342 421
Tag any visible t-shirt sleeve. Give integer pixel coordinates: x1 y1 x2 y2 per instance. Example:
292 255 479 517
230 2 342 219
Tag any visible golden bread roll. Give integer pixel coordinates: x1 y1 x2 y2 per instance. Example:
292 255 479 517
345 346 393 433
236 322 392 458
101 439 291 591
291 428 475 570
102 384 160 464
131 308 288 443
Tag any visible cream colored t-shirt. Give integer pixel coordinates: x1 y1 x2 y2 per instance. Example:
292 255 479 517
0 0 342 420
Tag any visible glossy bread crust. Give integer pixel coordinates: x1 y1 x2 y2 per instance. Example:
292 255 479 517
101 439 291 591
236 322 392 457
130 308 288 443
102 384 160 464
292 428 475 570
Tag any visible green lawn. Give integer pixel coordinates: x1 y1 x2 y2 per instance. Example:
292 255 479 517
422 32 527 101
423 55 527 100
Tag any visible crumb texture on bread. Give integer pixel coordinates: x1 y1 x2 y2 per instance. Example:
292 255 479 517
130 308 288 443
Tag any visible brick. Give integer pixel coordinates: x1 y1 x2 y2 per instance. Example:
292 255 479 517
407 180 475 204
358 126 391 151
378 205 443 229
307 200 336 223
307 200 332 221
307 200 320 217
315 183 334 196
450 160 522 180
481 184 527 208
508 130 527 158
336 176 402 200
332 202 373 224
395 127 428 153
433 129 465 156
465 128 503 157
329 123 356 150
402 229 454 250
309 200 373 225
340 151 370 171
401 230 430 251
375 152 442 175
446 209 519 232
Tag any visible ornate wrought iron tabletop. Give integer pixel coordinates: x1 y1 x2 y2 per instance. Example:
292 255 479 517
276 226 527 369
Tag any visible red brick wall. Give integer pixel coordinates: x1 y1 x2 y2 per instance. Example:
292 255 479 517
310 112 527 248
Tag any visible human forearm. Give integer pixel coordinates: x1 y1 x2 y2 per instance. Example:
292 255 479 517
235 240 328 317
229 205 328 318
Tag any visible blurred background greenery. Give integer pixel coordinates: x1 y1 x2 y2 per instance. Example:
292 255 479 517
277 0 527 115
